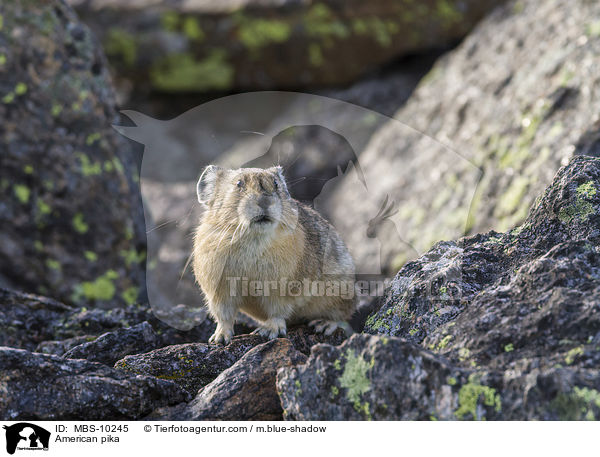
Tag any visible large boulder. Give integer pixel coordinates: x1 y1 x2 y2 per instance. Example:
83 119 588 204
276 156 600 420
277 334 600 420
68 0 504 94
150 339 307 420
0 0 145 306
0 347 190 420
325 0 600 273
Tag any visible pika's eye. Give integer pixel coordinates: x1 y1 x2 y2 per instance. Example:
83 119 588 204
273 179 278 190
236 180 244 188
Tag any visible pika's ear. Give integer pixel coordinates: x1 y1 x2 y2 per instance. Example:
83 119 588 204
197 165 222 205
272 166 290 196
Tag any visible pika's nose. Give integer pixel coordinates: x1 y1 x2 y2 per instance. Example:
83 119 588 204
257 195 272 211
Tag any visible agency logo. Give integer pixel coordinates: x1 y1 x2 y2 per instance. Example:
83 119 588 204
3 423 50 455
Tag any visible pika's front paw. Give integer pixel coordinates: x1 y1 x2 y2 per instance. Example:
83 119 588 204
252 318 287 340
209 327 233 345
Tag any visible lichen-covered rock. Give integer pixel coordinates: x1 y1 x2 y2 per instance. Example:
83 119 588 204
68 0 504 94
326 0 600 272
63 321 161 365
364 156 600 350
115 325 345 395
0 0 145 306
0 288 74 351
278 334 475 420
149 339 307 420
0 288 215 352
277 334 600 420
0 347 190 420
35 335 97 357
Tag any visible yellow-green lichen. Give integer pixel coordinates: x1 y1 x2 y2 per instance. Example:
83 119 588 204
586 21 600 38
84 251 98 262
37 199 51 215
45 259 61 271
0 54 6 66
150 51 234 92
436 334 453 351
304 4 349 40
552 387 600 420
436 0 461 25
76 270 119 301
504 343 514 353
121 286 139 305
120 248 146 266
105 28 137 67
23 165 34 174
237 17 291 50
15 82 27 95
182 17 205 41
565 346 584 365
339 349 373 413
86 132 101 146
558 181 597 224
14 185 30 204
72 212 89 234
455 380 501 420
76 152 102 176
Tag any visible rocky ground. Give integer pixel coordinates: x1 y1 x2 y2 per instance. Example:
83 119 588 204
2 0 600 421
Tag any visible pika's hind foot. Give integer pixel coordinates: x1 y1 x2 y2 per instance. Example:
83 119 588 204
309 319 354 336
252 318 287 340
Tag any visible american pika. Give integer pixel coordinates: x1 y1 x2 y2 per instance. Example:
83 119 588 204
192 165 356 344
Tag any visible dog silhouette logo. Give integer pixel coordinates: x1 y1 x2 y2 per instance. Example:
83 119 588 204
3 423 50 455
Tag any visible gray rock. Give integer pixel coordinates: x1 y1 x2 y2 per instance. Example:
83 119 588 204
325 0 600 273
364 156 600 351
68 0 504 94
277 334 600 420
0 0 145 306
0 288 215 353
150 339 307 420
0 288 74 351
0 347 190 420
115 325 346 395
63 322 161 365
36 335 97 356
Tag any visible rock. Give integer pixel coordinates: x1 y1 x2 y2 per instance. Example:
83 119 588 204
0 288 74 351
116 334 267 395
150 339 307 420
115 325 346 395
68 0 504 94
325 0 600 273
0 0 145 306
0 288 215 353
0 347 190 420
364 156 600 348
277 334 600 420
63 322 161 365
35 335 97 357
277 334 471 420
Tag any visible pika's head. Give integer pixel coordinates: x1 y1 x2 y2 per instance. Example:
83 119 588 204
197 165 297 236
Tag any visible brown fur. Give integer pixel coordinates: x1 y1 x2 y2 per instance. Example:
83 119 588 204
193 166 355 343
